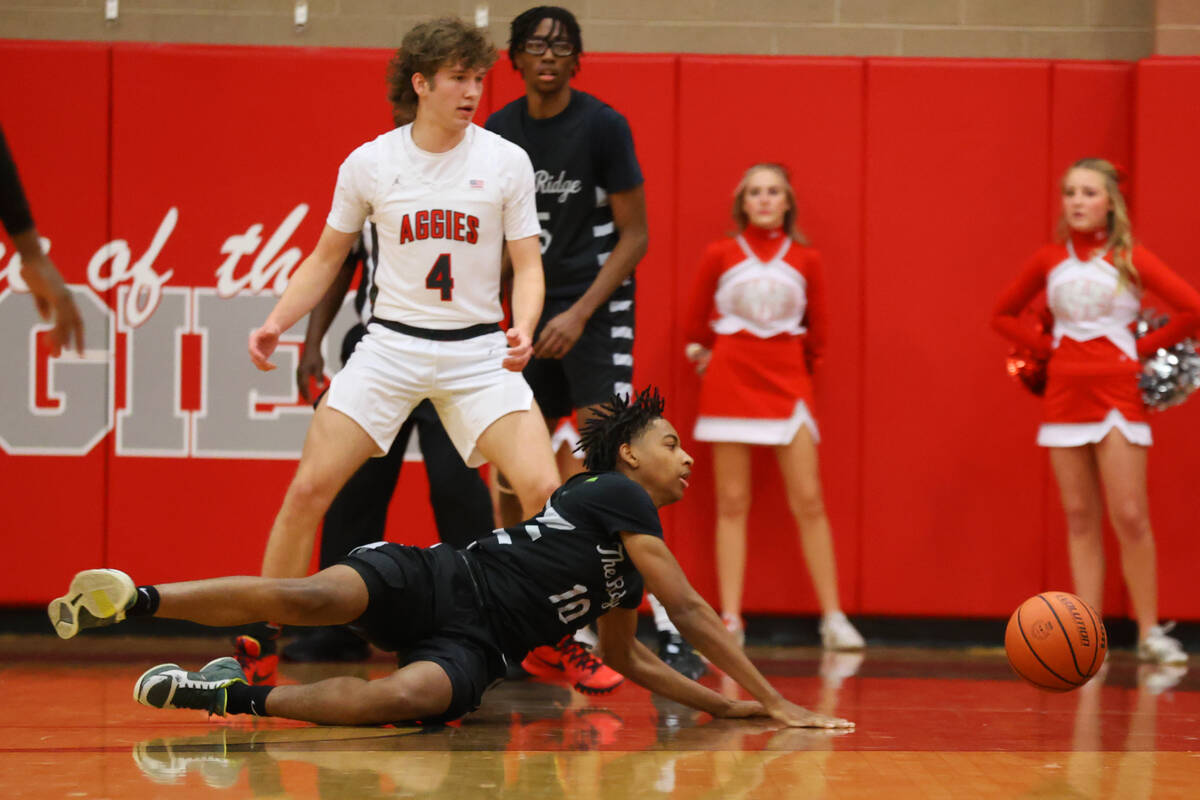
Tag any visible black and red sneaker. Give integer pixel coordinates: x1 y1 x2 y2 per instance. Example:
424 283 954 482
520 636 624 695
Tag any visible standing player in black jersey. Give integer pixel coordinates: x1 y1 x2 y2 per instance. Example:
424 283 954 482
485 6 704 682
51 388 853 730
276 226 495 664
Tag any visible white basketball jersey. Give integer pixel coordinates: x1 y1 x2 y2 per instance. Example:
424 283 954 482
327 124 540 329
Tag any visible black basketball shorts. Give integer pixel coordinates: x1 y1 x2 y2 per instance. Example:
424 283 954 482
523 282 635 419
339 542 507 724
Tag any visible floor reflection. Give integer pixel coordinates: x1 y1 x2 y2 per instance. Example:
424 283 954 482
2 642 1194 799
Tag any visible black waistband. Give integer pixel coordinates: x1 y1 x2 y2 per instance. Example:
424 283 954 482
369 317 500 341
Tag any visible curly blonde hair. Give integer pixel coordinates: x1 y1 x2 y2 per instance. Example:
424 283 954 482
386 17 497 126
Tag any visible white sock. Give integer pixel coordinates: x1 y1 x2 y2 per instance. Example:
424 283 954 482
649 594 678 634
573 625 598 649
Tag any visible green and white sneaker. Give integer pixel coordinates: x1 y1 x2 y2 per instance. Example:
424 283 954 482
48 569 136 639
134 657 247 717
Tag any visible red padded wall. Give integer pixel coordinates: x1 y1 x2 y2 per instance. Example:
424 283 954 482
2 40 1199 622
0 42 111 602
674 57 865 614
860 60 1052 616
1133 58 1200 620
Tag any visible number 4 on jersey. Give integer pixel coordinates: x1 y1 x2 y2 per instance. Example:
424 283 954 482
426 253 453 301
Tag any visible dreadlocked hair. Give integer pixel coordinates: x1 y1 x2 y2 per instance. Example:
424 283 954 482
576 387 666 472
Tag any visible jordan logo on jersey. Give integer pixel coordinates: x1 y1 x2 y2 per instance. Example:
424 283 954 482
398 209 480 245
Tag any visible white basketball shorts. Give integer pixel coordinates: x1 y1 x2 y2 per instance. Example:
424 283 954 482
326 323 533 467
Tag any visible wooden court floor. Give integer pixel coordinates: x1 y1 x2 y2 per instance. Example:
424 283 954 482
1 637 1197 799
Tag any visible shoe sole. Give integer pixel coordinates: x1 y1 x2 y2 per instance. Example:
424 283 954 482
573 678 624 695
199 656 246 679
48 569 135 639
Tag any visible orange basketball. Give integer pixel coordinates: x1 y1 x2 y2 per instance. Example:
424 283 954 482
1005 591 1107 692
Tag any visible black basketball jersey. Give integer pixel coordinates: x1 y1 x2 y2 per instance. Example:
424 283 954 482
485 90 643 298
467 471 662 658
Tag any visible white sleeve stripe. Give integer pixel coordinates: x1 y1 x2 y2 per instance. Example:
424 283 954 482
593 221 614 237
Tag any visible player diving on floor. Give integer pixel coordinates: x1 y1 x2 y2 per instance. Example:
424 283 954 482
48 387 853 730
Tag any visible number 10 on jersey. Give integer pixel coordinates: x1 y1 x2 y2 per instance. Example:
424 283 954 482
549 584 590 625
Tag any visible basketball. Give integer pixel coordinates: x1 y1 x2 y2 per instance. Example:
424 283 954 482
1005 591 1107 692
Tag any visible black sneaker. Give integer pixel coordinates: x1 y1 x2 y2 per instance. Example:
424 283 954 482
134 656 247 716
658 631 706 680
281 626 370 663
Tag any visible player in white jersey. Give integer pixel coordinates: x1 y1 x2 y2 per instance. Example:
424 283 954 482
241 18 560 684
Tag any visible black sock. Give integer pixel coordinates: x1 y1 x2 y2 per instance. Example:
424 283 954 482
126 585 160 617
226 683 274 717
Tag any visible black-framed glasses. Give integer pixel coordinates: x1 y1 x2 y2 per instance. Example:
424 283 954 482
523 38 575 57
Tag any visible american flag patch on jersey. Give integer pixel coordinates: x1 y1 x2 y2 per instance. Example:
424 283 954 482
469 179 485 189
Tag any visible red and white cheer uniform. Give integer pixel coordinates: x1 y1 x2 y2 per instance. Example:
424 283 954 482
993 229 1200 447
684 225 826 445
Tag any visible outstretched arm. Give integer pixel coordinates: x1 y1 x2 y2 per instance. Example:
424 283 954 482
613 532 853 729
598 607 764 719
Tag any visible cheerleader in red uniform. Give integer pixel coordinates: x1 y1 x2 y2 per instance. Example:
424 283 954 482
994 158 1200 664
684 163 863 651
